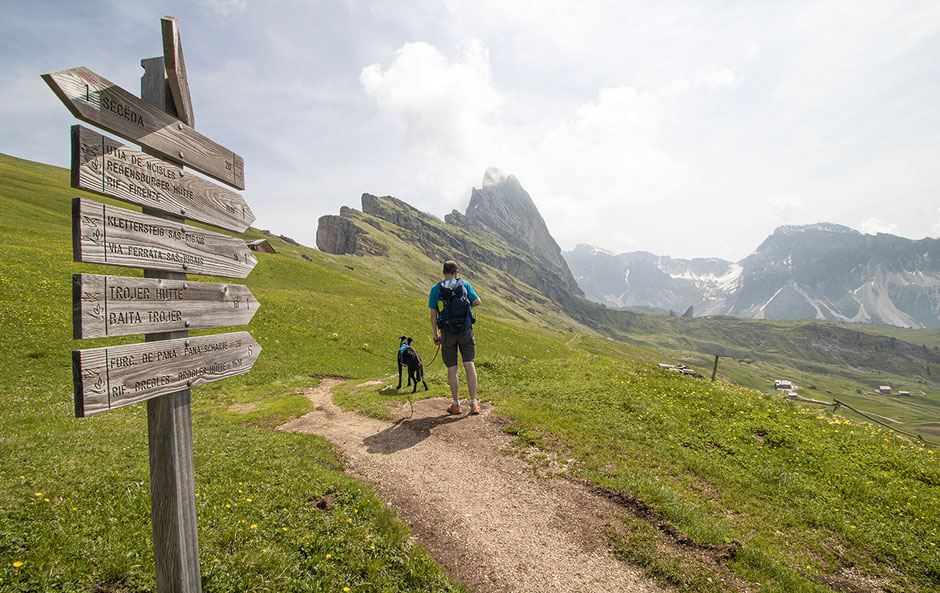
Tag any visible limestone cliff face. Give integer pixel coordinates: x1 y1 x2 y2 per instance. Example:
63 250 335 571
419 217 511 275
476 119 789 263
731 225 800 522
466 168 582 296
316 206 388 256
316 171 584 306
316 214 361 255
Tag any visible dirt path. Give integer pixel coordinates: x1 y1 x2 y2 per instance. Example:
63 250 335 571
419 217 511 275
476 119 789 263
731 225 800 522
278 379 664 593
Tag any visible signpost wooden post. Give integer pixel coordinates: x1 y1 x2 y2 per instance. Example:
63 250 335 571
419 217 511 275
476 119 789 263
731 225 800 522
46 17 261 593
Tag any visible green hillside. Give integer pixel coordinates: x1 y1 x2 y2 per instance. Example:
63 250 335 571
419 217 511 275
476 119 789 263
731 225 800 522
326 192 940 441
1 153 938 592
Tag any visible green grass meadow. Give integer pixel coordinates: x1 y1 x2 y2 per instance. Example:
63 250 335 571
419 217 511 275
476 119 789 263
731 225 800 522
1 153 938 592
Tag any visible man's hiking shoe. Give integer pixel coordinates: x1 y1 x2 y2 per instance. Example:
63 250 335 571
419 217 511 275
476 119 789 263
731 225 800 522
447 403 463 415
469 402 480 415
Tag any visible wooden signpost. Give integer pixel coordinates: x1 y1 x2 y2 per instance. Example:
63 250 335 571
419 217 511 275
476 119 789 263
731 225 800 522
161 17 195 128
73 197 257 278
73 332 260 417
72 125 254 232
46 16 261 593
42 66 245 190
74 274 259 338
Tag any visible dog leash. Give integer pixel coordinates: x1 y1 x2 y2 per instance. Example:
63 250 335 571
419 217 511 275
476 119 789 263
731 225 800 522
421 344 441 367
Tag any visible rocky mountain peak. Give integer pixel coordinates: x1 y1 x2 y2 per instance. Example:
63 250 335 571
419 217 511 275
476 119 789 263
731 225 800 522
773 222 859 236
316 172 585 303
482 166 508 188
465 169 582 296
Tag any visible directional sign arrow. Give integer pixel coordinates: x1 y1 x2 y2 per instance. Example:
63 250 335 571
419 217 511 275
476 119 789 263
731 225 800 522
72 125 254 232
72 331 261 417
73 274 260 339
72 197 258 278
42 66 245 190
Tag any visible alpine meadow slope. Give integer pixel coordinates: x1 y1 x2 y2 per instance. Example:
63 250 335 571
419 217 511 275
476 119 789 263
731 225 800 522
1 153 938 593
319 169 940 441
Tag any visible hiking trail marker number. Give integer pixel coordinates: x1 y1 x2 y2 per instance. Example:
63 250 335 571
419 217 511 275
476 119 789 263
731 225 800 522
46 16 261 593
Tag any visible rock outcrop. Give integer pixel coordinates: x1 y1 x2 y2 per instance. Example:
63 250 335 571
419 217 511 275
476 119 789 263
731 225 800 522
467 168 582 296
316 214 362 255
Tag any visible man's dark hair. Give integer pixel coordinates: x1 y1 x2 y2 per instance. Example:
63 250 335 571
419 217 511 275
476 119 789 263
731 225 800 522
443 260 458 275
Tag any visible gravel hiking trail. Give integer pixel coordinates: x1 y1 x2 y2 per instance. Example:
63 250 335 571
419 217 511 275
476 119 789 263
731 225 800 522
278 378 665 593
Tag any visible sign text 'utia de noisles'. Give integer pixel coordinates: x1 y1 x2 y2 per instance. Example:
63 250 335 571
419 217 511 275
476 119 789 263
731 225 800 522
72 125 254 232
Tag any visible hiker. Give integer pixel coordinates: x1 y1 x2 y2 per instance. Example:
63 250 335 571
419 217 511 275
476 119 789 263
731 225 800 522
430 260 481 415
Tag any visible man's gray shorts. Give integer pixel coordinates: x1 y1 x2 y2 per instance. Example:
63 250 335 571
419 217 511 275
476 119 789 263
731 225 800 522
442 329 475 367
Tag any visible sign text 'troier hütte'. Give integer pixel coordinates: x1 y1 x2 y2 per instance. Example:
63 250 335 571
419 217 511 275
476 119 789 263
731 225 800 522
74 274 259 339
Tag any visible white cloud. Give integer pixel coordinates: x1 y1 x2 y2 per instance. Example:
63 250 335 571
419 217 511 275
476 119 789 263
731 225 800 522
697 67 739 91
360 39 501 159
859 217 900 235
202 0 248 17
930 208 940 238
769 193 803 221
359 41 684 252
611 231 637 253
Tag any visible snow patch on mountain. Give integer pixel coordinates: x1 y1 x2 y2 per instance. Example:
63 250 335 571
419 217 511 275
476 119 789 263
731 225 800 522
563 224 940 328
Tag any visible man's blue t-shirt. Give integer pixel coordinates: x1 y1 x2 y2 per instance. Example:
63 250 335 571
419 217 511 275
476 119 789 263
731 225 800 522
428 279 478 310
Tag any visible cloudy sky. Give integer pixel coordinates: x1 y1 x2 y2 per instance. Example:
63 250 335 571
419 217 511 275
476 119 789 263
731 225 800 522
2 0 939 260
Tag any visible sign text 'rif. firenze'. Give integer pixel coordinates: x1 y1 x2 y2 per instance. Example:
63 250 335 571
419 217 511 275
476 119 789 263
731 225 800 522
73 125 254 232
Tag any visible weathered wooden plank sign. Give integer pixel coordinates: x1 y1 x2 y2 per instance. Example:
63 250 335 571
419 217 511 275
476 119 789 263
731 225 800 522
72 197 257 278
74 274 259 338
161 16 195 128
49 17 263 592
42 66 244 189
72 331 261 417
72 125 254 232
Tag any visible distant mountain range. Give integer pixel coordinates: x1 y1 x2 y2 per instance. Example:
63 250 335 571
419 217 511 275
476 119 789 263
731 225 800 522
564 223 940 329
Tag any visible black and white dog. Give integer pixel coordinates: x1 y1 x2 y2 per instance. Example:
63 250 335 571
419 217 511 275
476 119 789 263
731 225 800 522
397 336 428 393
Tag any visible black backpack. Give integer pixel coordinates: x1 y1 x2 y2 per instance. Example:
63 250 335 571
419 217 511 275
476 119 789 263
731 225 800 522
436 278 475 333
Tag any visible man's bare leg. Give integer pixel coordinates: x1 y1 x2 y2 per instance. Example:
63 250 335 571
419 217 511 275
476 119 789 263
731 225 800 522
464 361 478 413
448 365 460 404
